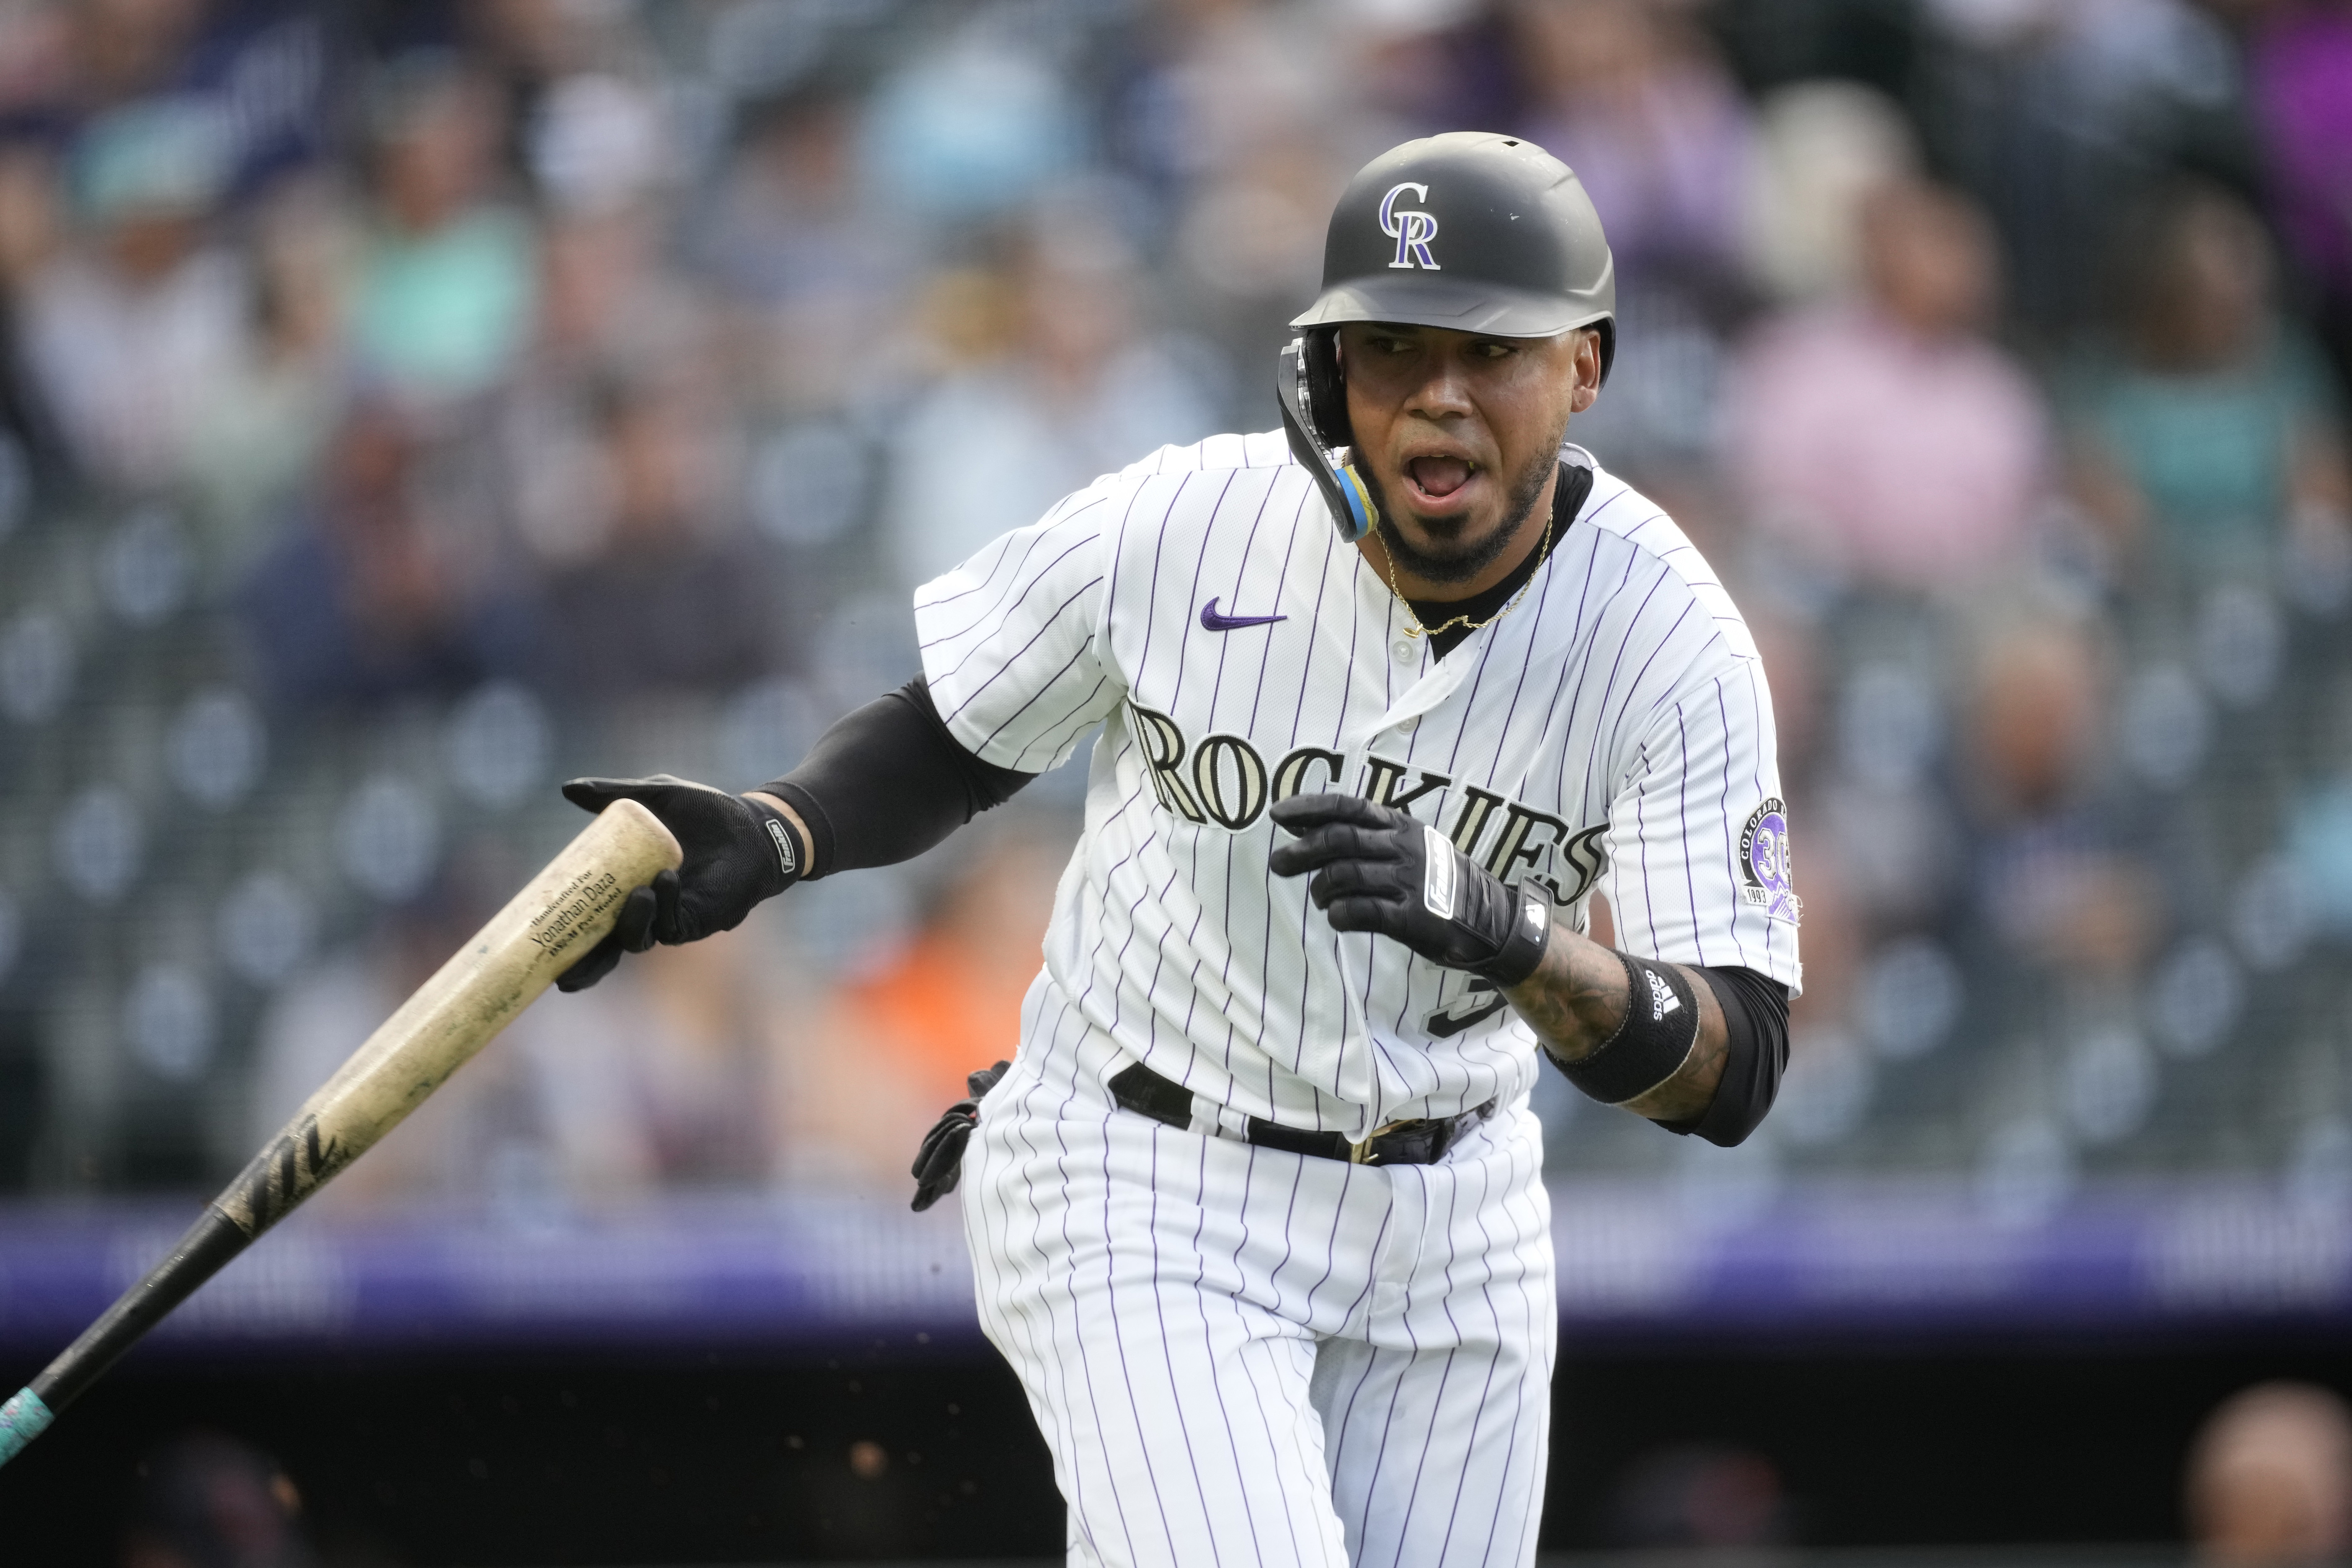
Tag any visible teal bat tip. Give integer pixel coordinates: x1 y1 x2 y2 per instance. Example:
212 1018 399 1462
0 1387 52 1466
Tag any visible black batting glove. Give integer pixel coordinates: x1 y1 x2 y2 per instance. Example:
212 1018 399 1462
555 774 807 991
554 871 670 992
910 1060 1013 1212
1268 793 1551 987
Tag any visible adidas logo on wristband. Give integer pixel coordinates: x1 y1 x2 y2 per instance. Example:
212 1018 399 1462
1647 970 1680 1021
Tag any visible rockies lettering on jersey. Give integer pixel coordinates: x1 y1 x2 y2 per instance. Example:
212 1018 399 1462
1135 702 1590 882
915 431 1798 1141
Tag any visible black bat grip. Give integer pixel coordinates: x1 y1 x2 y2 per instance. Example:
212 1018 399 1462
35 1206 250 1411
4 1106 343 1461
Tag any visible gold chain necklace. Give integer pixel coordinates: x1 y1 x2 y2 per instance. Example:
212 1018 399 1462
1382 505 1555 641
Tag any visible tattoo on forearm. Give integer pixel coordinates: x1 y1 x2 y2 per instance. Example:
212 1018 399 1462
1501 931 1730 1122
1502 933 1629 1061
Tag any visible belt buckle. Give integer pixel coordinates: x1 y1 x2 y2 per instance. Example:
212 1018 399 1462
1350 1119 1413 1165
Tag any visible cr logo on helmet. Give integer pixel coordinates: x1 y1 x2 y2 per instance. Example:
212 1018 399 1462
1379 182 1441 271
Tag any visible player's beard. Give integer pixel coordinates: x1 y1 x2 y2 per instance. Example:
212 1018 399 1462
1362 432 1564 587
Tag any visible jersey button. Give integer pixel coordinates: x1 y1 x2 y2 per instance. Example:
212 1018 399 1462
1391 638 1418 665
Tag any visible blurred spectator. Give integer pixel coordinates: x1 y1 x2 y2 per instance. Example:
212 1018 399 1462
19 96 246 493
1927 0 2255 337
1741 80 1918 306
533 204 702 378
2187 1381 2352 1566
885 204 1221 584
1119 0 1364 377
240 400 520 707
0 139 56 284
863 31 1085 224
1340 0 1500 150
0 0 207 126
501 203 715 565
694 90 915 415
1960 612 2153 978
1724 178 2050 596
1514 0 1754 297
0 137 73 474
1113 0 1347 193
2252 2 2352 396
779 820 1068 1192
349 54 536 406
41 2 335 198
524 371 779 697
187 178 354 578
1170 138 1347 394
526 68 678 217
2061 179 2352 588
698 93 883 307
566 936 782 1189
120 1428 315 1568
1508 1 1755 467
465 0 658 188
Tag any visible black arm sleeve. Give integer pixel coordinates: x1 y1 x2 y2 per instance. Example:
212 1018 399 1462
761 676 1036 879
1661 965 1790 1148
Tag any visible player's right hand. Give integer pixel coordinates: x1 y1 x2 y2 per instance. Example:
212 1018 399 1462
554 774 807 991
1269 793 1552 987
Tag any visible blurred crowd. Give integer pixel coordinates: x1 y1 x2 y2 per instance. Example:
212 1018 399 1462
0 0 2350 1216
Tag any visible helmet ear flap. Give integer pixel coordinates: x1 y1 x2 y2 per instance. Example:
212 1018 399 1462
1276 329 1380 544
1302 326 1351 448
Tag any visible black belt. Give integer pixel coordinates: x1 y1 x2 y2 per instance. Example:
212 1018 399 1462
1108 1061 1491 1167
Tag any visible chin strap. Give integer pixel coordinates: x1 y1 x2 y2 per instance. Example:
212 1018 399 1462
1276 335 1381 544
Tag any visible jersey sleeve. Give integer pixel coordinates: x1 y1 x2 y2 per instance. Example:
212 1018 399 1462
912 480 1125 774
1599 649 1803 993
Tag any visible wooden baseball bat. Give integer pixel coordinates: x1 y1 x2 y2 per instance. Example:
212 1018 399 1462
0 799 682 1467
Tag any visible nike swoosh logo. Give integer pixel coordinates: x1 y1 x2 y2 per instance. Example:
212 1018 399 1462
1425 997 1509 1038
1201 598 1287 632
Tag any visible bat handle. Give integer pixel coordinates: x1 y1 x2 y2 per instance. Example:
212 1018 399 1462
0 1205 245 1467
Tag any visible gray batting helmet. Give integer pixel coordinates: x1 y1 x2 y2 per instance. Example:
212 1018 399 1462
1274 132 1617 543
1291 131 1617 378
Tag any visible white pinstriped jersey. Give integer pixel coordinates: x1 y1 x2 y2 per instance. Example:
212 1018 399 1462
915 429 1799 1143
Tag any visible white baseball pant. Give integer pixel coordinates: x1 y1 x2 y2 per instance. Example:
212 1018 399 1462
962 975 1557 1568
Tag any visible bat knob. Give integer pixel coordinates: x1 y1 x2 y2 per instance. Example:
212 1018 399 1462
0 1387 54 1466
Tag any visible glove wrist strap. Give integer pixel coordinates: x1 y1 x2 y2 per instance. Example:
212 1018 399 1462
1467 890 1551 988
743 794 810 900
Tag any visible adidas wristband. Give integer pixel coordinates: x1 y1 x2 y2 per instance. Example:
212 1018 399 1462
1551 952 1701 1106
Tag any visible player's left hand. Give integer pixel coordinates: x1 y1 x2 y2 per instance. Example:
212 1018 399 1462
910 1060 1013 1212
1269 794 1551 986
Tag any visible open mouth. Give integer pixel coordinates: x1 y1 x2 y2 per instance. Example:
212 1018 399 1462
1405 455 1477 503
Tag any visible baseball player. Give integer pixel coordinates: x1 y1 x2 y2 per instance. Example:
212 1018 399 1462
560 132 1798 1566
